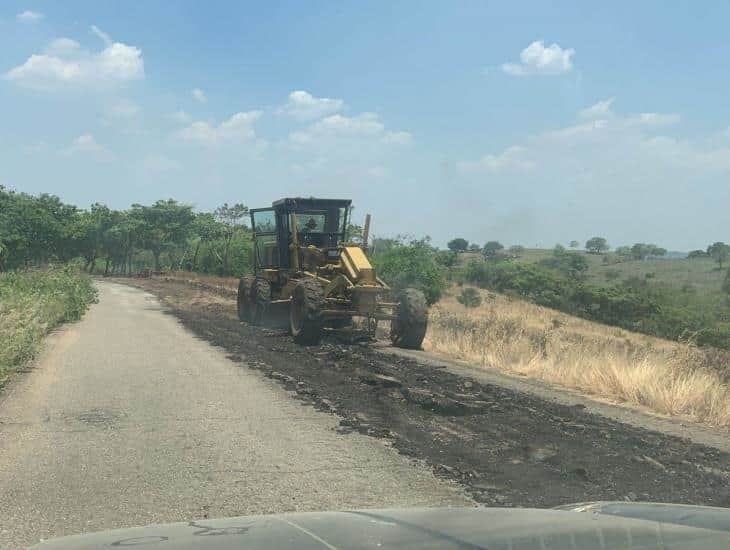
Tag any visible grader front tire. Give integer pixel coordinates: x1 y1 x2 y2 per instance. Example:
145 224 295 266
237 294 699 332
290 279 324 345
390 288 428 350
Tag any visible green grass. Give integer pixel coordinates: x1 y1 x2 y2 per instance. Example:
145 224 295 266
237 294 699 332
0 267 97 382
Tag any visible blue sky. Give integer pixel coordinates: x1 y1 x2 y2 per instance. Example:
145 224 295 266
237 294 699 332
1 1 729 249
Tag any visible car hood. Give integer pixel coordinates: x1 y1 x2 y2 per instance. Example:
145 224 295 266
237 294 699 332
29 503 730 549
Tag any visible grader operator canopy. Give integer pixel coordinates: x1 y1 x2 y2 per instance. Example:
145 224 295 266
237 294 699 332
238 197 427 349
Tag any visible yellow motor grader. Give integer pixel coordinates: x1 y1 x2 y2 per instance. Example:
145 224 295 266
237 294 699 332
237 197 427 348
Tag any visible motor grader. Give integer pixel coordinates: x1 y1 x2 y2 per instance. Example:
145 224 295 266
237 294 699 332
237 197 427 348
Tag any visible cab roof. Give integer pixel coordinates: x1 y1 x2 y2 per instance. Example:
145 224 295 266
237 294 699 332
271 197 352 210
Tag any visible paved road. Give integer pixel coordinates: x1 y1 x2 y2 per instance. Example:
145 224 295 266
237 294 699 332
0 282 468 548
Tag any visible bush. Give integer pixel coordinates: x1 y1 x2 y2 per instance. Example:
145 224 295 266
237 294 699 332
456 287 482 308
462 258 730 349
0 267 97 378
373 239 446 305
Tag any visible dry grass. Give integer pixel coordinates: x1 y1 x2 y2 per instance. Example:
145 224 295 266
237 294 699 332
159 271 238 293
424 286 730 428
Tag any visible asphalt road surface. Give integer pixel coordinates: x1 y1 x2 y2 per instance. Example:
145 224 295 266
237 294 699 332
0 282 468 548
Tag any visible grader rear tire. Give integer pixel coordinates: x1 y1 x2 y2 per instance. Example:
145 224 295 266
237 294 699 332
390 288 428 349
290 279 324 345
251 278 271 326
237 276 255 322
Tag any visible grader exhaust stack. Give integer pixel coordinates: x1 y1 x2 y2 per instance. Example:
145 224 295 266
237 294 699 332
237 198 427 348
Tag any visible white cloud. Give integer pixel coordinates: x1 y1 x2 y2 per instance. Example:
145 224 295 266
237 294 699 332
502 41 575 76
579 98 615 120
628 112 681 127
278 90 344 121
107 98 139 119
459 105 687 176
177 111 263 145
4 27 144 90
17 10 43 23
191 88 207 103
45 38 81 57
90 25 112 47
62 134 113 160
143 154 181 174
457 146 534 174
171 110 192 124
381 130 413 145
289 112 410 147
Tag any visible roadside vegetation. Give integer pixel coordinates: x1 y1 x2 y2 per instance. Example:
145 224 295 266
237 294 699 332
0 267 97 383
425 287 730 428
2 186 728 424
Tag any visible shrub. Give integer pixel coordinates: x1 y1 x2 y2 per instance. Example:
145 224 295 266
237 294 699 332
456 287 482 308
373 239 446 305
0 267 97 377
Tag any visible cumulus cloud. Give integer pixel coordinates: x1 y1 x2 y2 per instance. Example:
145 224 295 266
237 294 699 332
289 112 410 147
106 98 139 119
171 110 192 124
451 102 730 248
177 111 263 145
502 41 575 76
278 90 344 121
17 10 43 23
578 98 615 120
4 27 144 90
191 88 207 103
62 134 113 160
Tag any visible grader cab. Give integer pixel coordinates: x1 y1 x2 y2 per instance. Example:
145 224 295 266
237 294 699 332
237 197 427 348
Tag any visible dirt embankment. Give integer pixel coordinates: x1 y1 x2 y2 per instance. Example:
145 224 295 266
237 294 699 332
121 277 730 508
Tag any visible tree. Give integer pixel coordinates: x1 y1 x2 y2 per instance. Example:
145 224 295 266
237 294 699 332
434 250 458 268
615 246 631 259
569 240 580 249
585 237 609 254
723 269 730 296
688 249 708 259
468 243 481 252
373 238 445 304
483 241 504 259
447 238 469 253
508 245 525 257
553 244 566 256
136 200 195 272
707 242 730 269
214 203 249 275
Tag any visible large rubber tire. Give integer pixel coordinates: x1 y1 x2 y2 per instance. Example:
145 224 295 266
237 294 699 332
251 278 271 326
237 276 255 322
290 279 325 345
390 288 428 349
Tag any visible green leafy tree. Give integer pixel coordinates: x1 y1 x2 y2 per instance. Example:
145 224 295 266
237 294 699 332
447 238 469 253
483 240 504 258
615 246 631 259
373 238 445 304
135 200 195 272
508 245 525 257
585 237 609 254
468 243 481 252
434 250 458 268
569 240 580 249
687 249 707 259
707 242 730 269
214 203 249 275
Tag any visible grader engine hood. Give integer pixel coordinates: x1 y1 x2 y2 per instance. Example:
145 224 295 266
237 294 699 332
339 245 377 285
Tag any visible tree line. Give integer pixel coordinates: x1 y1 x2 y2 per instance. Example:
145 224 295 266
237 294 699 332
0 186 252 276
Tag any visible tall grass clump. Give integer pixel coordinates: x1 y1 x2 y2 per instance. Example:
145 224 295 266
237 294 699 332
424 287 730 428
0 267 97 381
